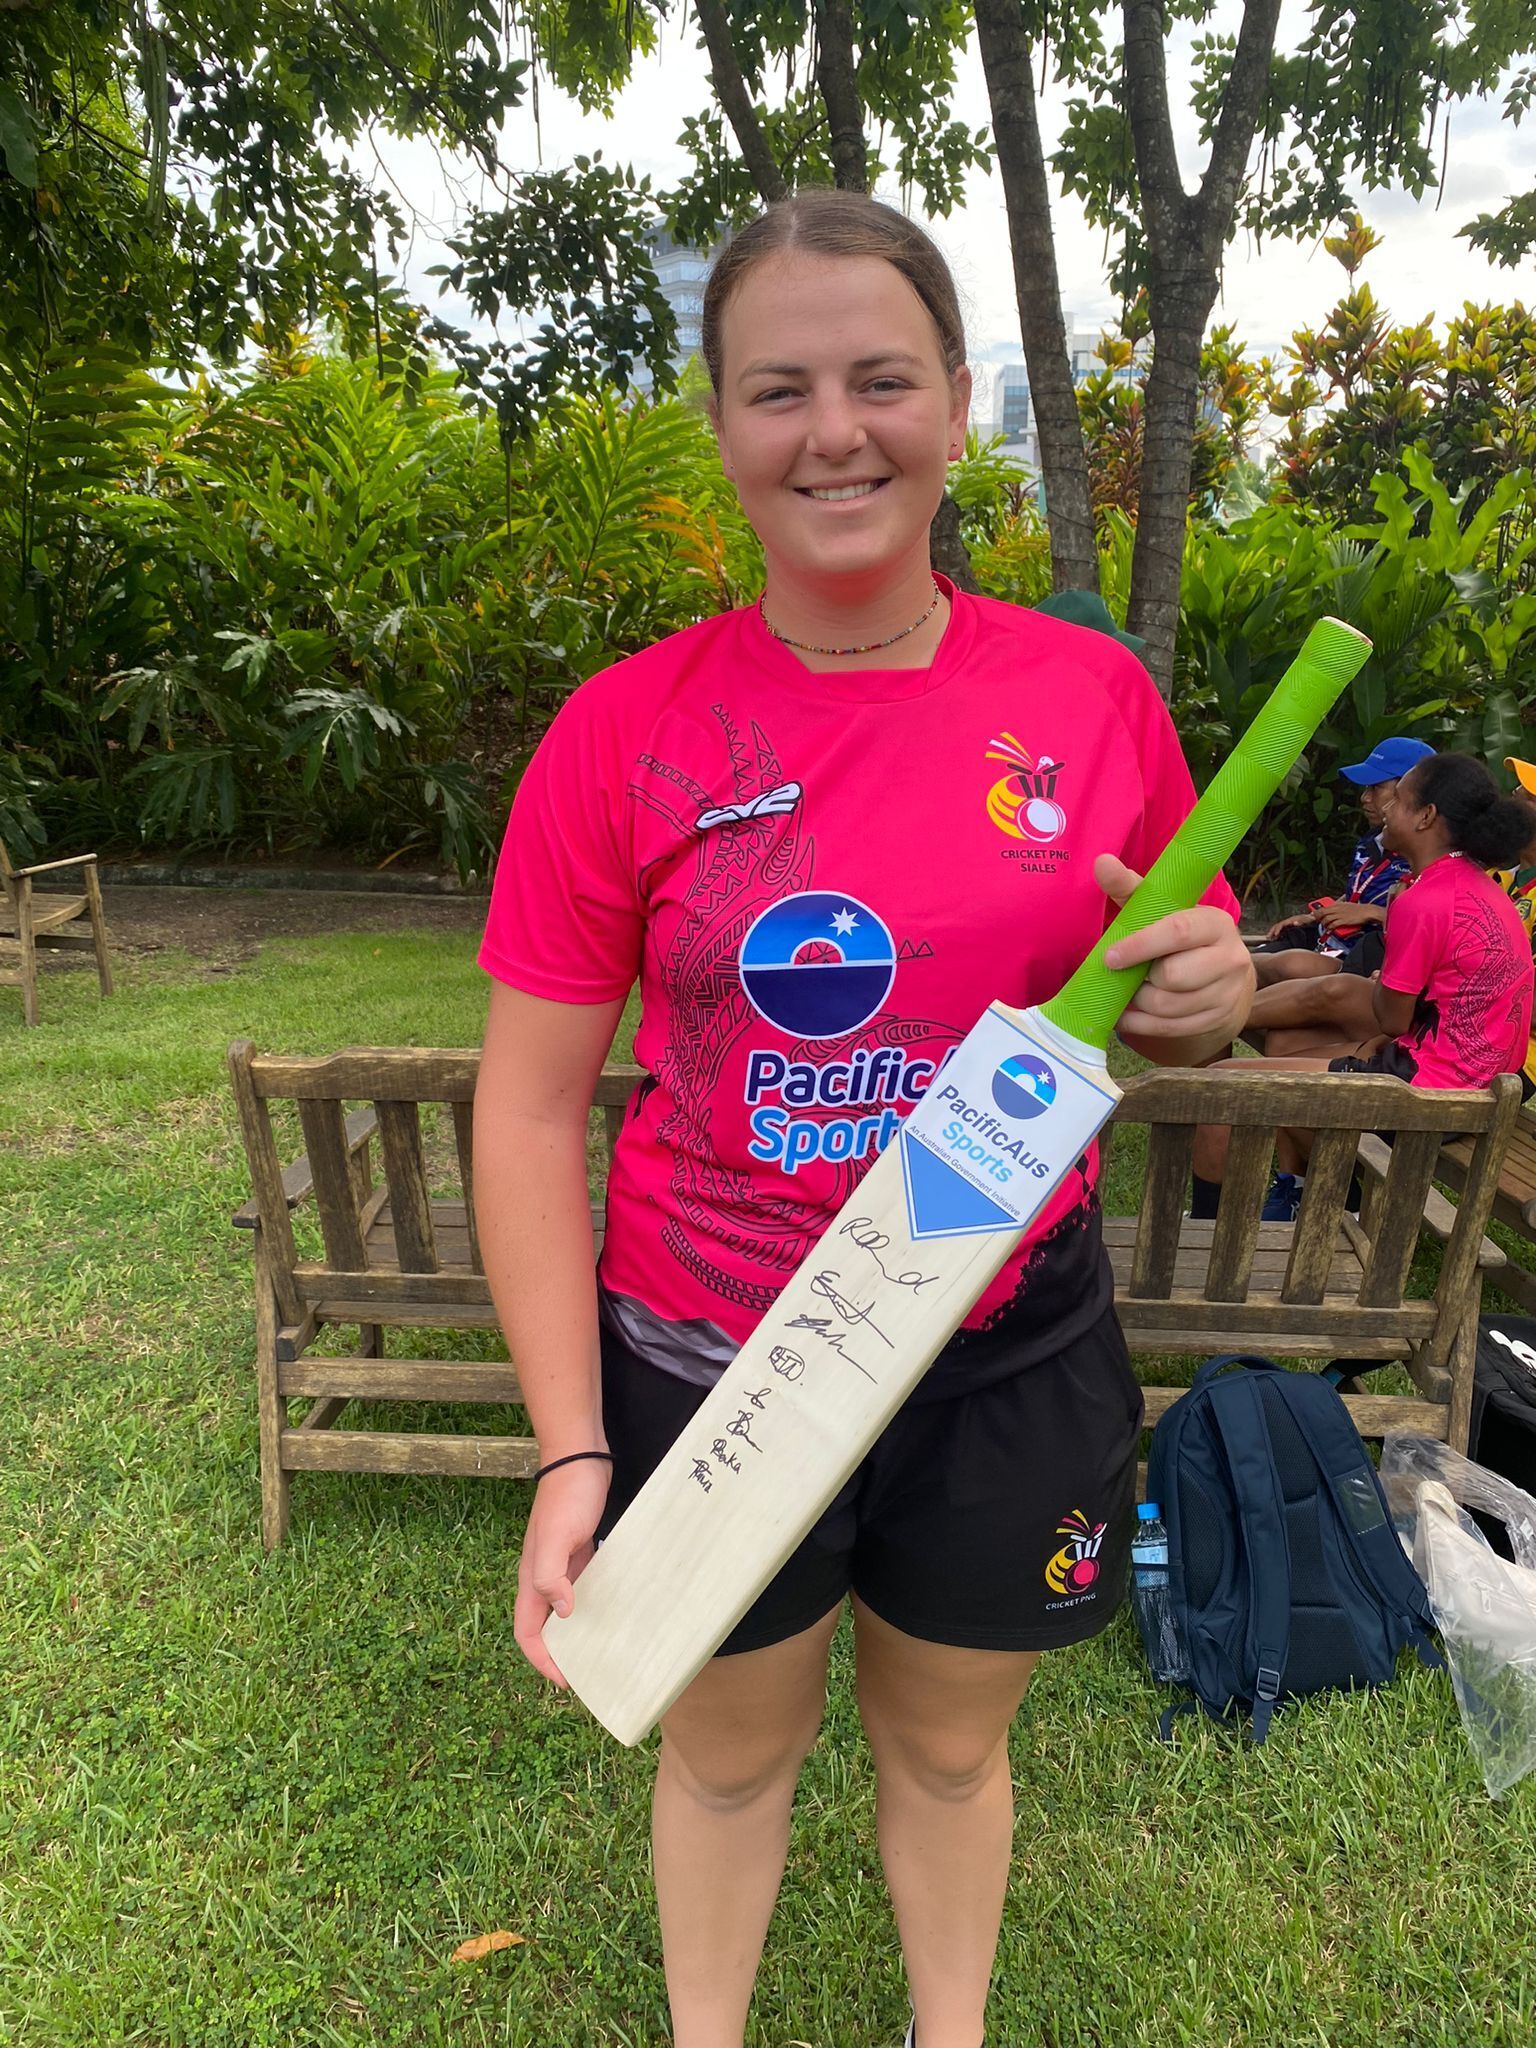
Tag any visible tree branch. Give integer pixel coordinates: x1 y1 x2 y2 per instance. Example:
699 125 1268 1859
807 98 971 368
694 0 788 204
974 0 1098 594
1121 0 1189 255
1195 0 1284 265
812 0 869 191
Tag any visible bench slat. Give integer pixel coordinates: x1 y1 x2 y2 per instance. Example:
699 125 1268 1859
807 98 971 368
1204 1124 1271 1302
280 1359 523 1402
1128 1123 1192 1298
375 1099 438 1273
297 1099 368 1268
280 1430 538 1477
1284 1125 1361 1303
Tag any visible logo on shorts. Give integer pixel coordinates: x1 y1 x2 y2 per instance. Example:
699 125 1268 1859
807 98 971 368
1045 1507 1106 1596
985 733 1068 843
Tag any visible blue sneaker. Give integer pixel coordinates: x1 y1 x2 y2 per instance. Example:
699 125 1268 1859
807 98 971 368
1260 1171 1302 1222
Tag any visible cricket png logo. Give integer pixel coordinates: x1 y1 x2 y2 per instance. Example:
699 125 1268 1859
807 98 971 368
1045 1508 1107 1596
985 732 1068 843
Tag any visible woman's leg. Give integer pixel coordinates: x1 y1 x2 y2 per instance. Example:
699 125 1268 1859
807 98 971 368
1244 968 1371 1044
653 1604 842 2048
1254 948 1338 988
854 1599 1039 2048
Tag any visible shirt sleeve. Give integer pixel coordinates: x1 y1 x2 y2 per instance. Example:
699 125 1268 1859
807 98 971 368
478 678 643 1001
1380 875 1444 995
1105 644 1242 927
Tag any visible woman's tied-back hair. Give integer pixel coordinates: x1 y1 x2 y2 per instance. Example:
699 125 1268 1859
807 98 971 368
1411 752 1535 869
700 189 967 398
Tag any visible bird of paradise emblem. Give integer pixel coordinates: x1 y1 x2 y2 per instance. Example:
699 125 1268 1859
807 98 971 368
985 732 1068 843
1045 1507 1106 1594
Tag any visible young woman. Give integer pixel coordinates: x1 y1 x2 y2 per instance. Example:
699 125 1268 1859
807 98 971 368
472 190 1253 2048
1194 751 1535 1219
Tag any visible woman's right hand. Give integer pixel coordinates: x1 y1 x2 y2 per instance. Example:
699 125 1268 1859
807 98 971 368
1264 912 1310 939
514 1458 613 1685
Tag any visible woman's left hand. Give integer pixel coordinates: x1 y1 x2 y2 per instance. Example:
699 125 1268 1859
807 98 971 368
1094 853 1255 1049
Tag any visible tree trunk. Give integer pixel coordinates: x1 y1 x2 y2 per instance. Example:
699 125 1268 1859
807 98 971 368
813 0 870 191
1125 286 1210 693
974 0 1098 596
929 492 981 593
695 0 789 204
1121 0 1284 694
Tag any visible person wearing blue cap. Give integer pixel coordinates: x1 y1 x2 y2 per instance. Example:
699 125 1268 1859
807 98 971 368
1252 736 1435 989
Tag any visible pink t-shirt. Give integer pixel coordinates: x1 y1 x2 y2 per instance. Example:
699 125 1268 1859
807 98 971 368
480 583 1238 1390
1380 854 1534 1087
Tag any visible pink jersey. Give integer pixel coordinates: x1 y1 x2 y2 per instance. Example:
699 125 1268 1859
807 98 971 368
480 582 1238 1391
1380 854 1534 1088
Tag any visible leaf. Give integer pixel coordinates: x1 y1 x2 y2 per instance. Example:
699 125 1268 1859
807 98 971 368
450 1931 525 1963
0 85 38 188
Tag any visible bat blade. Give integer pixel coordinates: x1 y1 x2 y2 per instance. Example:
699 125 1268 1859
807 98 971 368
544 1005 1118 1745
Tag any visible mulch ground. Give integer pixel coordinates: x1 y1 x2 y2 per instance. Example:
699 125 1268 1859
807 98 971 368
89 884 488 969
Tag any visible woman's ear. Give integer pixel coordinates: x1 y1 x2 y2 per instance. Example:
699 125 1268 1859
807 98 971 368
948 363 973 461
708 400 736 482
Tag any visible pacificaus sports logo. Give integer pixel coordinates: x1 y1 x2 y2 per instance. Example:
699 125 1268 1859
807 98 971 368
739 889 947 1176
1045 1507 1106 1601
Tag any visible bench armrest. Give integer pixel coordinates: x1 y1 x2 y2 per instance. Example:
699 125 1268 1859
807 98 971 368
7 852 98 879
232 1106 379 1229
1356 1133 1507 1268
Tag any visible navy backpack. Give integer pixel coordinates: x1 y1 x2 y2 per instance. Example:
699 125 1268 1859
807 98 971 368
1147 1355 1441 1741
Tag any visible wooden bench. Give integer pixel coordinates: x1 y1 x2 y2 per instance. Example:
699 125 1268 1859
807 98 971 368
1105 1067 1520 1454
1434 1101 1536 1317
0 842 114 1026
229 1042 642 1548
230 1044 1518 1546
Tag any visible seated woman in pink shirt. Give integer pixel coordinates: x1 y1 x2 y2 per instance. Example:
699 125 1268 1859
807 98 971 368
1194 752 1534 1220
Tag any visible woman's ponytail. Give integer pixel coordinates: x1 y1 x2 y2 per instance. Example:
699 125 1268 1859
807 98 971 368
1413 752 1536 869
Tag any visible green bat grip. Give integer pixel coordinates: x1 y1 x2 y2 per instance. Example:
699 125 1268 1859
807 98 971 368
1040 616 1372 1051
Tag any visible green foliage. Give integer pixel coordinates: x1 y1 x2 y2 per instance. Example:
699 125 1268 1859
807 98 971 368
947 430 1052 604
1074 303 1269 522
1168 449 1536 905
0 346 759 876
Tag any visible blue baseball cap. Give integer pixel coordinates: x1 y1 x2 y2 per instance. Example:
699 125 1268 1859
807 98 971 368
1339 737 1435 785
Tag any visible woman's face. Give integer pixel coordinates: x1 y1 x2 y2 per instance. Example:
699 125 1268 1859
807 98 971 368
710 250 971 587
1379 768 1425 856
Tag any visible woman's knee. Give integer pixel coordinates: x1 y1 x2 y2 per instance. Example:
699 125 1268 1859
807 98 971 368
863 1710 1009 1803
659 1700 825 1814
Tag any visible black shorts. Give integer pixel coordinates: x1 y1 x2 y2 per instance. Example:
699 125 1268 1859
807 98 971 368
595 1311 1144 1656
1327 1040 1418 1083
1337 926 1387 978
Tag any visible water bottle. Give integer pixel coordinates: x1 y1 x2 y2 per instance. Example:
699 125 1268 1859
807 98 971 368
1130 1502 1187 1682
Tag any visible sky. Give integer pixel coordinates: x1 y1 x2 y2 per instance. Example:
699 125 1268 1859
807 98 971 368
369 6 1536 425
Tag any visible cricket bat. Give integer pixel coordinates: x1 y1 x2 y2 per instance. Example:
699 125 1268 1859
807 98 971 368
545 616 1372 1744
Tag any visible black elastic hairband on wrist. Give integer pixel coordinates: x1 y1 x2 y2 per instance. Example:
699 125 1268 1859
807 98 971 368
532 1450 615 1482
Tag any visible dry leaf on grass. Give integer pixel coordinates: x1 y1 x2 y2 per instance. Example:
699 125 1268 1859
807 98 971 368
451 1930 526 1963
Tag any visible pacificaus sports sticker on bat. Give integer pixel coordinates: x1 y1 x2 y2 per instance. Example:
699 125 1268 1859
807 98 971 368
898 1005 1119 1240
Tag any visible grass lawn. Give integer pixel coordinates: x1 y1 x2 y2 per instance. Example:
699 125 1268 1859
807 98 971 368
3 932 1534 2048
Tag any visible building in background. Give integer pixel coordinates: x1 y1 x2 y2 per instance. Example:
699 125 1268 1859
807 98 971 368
631 223 714 393
985 317 1146 476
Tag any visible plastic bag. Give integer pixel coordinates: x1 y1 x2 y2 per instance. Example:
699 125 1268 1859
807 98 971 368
1381 1433 1536 1797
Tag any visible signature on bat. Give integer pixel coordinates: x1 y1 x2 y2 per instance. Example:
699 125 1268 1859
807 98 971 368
838 1216 940 1295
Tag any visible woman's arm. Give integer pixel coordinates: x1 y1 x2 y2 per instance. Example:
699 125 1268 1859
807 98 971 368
1371 980 1418 1037
474 979 627 1681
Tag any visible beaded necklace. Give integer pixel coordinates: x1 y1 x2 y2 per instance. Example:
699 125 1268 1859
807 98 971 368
759 579 942 658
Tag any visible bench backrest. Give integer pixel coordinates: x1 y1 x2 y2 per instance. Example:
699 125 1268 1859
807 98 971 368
228 1041 642 1329
1107 1066 1521 1370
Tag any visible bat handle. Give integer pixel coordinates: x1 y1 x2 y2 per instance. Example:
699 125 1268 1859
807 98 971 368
1040 616 1373 1053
